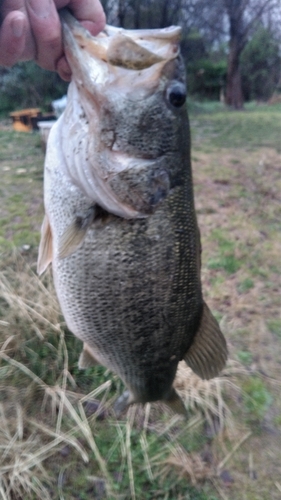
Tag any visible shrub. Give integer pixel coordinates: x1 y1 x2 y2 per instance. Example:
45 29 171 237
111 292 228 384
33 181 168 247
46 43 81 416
240 26 281 101
187 59 227 100
0 62 68 114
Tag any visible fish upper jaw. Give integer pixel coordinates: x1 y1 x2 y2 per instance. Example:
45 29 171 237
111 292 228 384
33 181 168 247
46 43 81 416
61 9 181 100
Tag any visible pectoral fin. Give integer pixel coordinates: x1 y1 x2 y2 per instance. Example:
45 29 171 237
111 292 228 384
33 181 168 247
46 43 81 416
78 343 100 369
59 206 96 259
37 215 53 275
184 302 228 380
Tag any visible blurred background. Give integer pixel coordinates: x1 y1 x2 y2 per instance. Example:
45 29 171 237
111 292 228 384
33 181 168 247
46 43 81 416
0 0 280 114
0 1 280 499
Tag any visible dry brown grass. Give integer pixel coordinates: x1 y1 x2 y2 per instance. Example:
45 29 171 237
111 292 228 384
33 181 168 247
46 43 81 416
1 105 280 498
0 253 245 499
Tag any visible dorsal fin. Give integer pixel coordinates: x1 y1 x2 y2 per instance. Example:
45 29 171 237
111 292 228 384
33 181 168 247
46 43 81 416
184 302 228 380
37 215 53 275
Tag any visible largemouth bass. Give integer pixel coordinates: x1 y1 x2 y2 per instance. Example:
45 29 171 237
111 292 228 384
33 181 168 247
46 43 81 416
38 10 227 416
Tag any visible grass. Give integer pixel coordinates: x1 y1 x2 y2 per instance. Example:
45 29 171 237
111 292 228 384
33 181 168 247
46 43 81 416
189 100 281 499
189 100 281 150
267 318 281 338
0 126 43 252
0 256 236 499
242 377 273 423
0 100 281 499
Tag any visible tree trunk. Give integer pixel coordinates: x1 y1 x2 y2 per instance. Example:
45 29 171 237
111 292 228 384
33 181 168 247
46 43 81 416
160 0 169 28
225 37 244 109
117 0 126 27
224 0 245 109
134 0 141 29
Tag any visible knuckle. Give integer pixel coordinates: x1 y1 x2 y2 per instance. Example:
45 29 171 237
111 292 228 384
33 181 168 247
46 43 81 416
41 29 61 48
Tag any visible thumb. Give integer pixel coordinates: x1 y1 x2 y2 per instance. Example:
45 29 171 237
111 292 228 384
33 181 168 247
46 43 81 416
0 11 28 66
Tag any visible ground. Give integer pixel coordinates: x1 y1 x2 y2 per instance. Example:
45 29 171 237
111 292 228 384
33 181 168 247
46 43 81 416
0 101 280 499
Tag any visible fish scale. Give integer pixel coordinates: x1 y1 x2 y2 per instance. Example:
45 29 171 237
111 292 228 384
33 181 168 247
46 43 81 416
51 169 201 402
38 11 228 415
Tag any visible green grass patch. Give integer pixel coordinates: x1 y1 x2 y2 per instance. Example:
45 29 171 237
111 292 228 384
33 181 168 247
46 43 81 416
0 129 44 252
190 101 281 151
237 350 253 366
242 377 272 423
238 278 254 293
208 254 241 274
267 318 281 338
207 229 241 274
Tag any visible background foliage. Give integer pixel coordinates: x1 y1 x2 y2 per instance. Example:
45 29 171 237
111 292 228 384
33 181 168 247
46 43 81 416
0 99 280 500
0 0 280 113
0 63 68 114
240 26 281 101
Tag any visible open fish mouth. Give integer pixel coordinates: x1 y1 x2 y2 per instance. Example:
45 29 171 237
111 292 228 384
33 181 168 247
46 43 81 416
60 9 181 75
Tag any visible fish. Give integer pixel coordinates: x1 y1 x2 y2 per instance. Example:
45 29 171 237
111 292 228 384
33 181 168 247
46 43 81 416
37 10 228 417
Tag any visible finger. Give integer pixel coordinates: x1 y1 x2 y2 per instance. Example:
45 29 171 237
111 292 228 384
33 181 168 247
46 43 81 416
26 0 63 71
0 11 28 66
55 0 106 35
80 19 105 36
69 0 106 33
56 55 72 81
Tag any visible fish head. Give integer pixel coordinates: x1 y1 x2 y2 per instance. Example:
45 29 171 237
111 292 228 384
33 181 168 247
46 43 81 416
61 11 190 216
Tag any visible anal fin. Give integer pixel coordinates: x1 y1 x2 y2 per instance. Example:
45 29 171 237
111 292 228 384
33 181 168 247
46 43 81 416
184 302 228 380
78 343 100 369
114 388 187 418
113 390 133 417
37 214 53 275
163 388 187 417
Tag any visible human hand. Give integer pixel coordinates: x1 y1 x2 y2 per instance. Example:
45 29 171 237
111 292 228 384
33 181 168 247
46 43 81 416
0 0 106 79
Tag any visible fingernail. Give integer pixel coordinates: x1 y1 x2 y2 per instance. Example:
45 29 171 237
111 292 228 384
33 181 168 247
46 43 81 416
12 15 25 38
27 0 50 17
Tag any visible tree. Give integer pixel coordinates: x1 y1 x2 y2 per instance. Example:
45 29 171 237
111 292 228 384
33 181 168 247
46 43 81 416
174 0 243 106
102 0 185 29
223 0 281 108
0 62 68 113
101 0 281 105
176 0 281 108
240 26 281 101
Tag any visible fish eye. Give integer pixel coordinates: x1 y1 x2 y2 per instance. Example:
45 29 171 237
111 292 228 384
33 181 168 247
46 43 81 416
167 83 186 108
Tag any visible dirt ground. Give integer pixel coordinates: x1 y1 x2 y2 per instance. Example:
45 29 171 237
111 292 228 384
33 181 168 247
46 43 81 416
0 105 280 499
191 116 281 499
